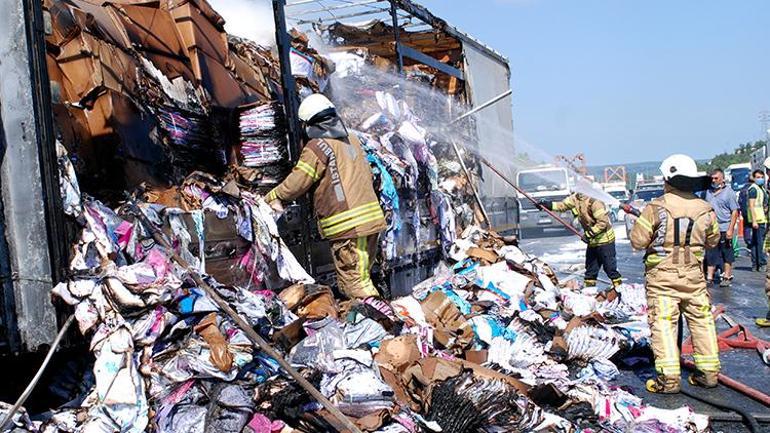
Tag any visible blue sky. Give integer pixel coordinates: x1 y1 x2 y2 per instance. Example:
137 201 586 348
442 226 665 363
417 0 770 165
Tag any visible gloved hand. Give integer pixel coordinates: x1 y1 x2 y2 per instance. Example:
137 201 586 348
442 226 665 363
537 200 553 211
621 203 641 217
580 230 594 243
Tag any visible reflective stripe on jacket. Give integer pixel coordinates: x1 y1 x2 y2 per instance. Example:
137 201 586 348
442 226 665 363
552 193 615 246
630 189 720 270
268 134 386 240
748 183 768 224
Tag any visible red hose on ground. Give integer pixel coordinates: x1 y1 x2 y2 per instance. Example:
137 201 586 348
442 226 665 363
680 358 770 407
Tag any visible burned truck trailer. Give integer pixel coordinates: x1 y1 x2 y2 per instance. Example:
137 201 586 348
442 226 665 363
284 0 517 294
0 0 516 353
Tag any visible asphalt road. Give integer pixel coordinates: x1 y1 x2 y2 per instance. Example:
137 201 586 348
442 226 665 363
521 224 770 433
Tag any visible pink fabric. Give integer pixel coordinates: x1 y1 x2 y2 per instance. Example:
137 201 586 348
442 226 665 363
115 221 134 249
247 414 284 433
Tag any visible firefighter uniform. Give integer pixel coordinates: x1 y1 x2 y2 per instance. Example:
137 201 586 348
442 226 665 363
267 133 387 299
630 187 721 392
550 193 622 287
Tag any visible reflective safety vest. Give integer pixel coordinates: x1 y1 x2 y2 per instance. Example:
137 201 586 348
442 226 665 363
552 193 615 247
268 134 387 240
747 183 768 224
630 192 720 271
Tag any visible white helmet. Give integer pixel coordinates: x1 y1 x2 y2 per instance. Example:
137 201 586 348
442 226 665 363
659 154 699 181
763 156 770 169
298 94 335 122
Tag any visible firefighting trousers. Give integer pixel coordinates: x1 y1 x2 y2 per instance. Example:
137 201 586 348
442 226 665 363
584 242 622 287
645 266 720 381
330 234 380 299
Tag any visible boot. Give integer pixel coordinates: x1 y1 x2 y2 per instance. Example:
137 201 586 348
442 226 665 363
688 371 718 388
756 311 770 327
645 376 681 394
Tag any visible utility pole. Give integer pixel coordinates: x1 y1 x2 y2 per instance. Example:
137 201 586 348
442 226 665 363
759 111 770 139
760 111 770 160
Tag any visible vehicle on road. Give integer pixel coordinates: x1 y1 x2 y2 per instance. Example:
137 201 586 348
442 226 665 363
603 182 629 222
516 166 574 237
624 182 665 238
725 162 751 192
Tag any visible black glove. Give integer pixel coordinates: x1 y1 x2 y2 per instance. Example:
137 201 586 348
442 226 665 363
580 233 589 244
537 200 553 211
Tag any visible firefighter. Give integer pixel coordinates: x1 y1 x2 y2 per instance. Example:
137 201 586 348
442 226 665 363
630 154 720 393
538 193 622 287
266 94 386 299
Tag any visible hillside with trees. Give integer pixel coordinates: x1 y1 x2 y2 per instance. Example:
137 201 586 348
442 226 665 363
698 140 766 172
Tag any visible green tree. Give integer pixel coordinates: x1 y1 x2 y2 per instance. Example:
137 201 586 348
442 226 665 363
698 140 766 172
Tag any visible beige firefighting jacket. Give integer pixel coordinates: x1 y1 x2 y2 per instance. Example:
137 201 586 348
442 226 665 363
630 187 720 271
552 193 615 247
267 134 386 240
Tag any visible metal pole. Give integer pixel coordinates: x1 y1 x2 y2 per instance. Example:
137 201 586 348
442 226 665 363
389 1 404 74
0 315 74 432
272 0 313 273
449 89 512 125
273 0 302 161
128 202 364 433
449 137 490 228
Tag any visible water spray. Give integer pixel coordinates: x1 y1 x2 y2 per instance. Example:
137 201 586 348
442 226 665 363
445 91 585 240
449 89 513 126
478 157 585 240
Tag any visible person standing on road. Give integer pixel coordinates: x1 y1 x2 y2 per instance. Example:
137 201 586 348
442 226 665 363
538 193 622 288
267 94 386 299
738 177 754 253
630 154 720 393
747 169 768 272
758 158 770 327
704 168 739 287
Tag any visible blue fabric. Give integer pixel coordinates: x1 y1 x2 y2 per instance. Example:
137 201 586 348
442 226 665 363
430 285 472 315
365 151 400 230
705 186 739 231
178 288 203 314
471 315 517 343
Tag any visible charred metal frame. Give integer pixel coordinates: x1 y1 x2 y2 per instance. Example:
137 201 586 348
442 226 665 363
0 0 70 352
273 0 314 273
285 0 509 81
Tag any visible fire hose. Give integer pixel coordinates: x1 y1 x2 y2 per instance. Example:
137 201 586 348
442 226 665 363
477 157 585 240
675 318 767 432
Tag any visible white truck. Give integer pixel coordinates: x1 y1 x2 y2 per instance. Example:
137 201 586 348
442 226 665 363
602 182 629 222
516 166 573 236
725 162 752 193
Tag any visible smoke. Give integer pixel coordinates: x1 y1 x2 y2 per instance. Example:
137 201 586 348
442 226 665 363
208 0 276 47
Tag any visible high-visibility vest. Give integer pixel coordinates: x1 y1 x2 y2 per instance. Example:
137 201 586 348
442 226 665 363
748 184 767 224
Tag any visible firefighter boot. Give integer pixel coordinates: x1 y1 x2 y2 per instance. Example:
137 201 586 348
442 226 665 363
645 376 681 394
688 371 718 388
756 310 770 328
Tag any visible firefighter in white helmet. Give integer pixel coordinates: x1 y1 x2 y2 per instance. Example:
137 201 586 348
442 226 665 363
758 156 770 326
267 94 386 299
630 154 721 393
